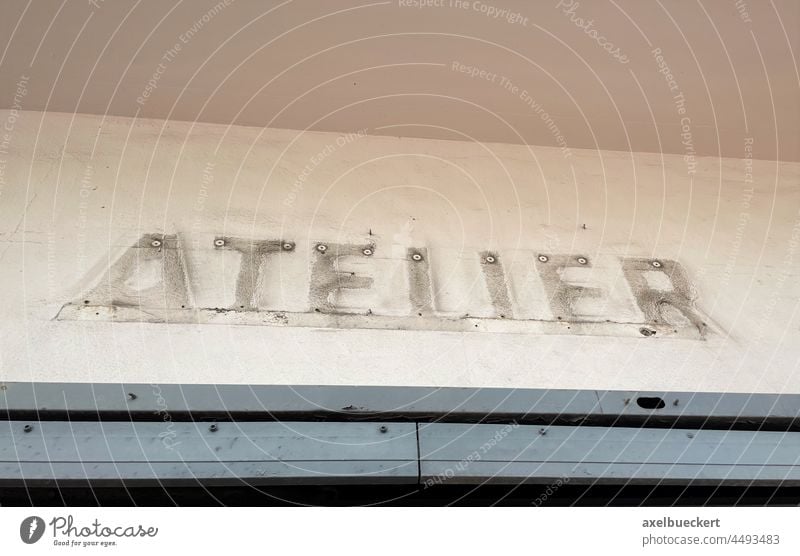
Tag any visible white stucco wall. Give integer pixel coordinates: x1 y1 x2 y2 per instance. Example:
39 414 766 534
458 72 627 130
1 110 798 393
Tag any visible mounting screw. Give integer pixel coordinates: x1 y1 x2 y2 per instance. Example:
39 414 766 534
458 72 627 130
538 428 547 436
316 244 328 253
208 423 218 433
282 242 295 251
23 424 33 433
379 425 388 433
411 252 423 262
485 255 496 264
623 398 631 405
639 327 656 337
213 238 226 248
651 260 662 268
150 239 162 248
687 432 694 439
127 393 137 401
362 247 374 256
538 255 549 263
673 399 679 406
577 257 588 265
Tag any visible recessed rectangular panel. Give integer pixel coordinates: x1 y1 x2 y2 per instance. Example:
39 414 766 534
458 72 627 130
419 424 800 485
0 421 418 485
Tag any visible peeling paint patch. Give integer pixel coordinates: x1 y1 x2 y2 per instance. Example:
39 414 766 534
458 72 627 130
407 247 434 316
479 251 513 319
309 242 375 313
536 254 602 321
75 234 190 311
621 258 708 336
56 233 714 340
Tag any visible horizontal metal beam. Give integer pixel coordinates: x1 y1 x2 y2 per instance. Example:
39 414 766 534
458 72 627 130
419 423 800 486
0 382 599 419
3 420 800 486
2 382 798 428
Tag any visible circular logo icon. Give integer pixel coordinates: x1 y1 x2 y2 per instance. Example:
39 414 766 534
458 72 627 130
20 516 45 544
